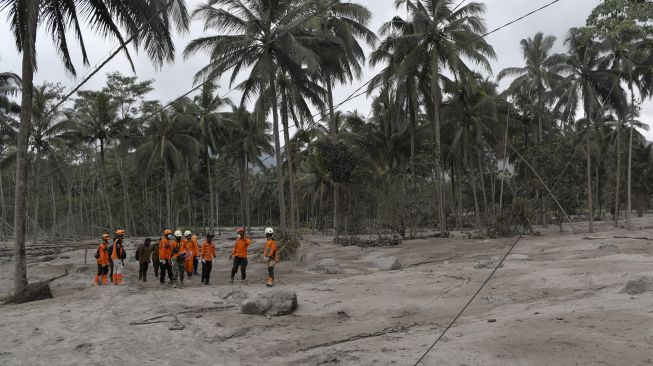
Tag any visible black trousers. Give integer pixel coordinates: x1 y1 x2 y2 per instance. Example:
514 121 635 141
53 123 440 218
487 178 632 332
231 257 248 280
159 261 173 283
139 263 149 281
193 257 199 274
109 262 114 281
152 260 160 276
201 261 213 283
97 264 109 276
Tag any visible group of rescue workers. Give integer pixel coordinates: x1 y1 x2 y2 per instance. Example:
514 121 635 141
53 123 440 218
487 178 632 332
94 226 279 288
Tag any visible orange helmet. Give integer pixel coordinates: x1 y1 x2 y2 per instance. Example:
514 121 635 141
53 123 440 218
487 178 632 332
102 233 110 240
115 229 125 236
163 229 172 235
236 227 246 233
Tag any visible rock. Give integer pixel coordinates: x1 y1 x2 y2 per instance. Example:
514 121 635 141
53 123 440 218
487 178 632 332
372 256 402 271
619 276 653 295
241 297 272 315
267 291 298 316
240 290 298 316
3 281 53 304
474 257 504 269
218 287 248 301
308 258 342 274
487 319 497 323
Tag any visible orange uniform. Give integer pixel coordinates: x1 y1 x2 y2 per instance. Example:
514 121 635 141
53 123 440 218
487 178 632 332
171 238 188 259
231 237 252 258
201 240 216 261
159 237 172 261
263 239 278 259
185 236 199 273
96 242 110 266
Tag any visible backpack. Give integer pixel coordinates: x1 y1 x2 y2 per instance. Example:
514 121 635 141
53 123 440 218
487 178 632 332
94 249 100 259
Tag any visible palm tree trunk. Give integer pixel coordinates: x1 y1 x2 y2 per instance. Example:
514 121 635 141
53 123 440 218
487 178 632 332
32 155 40 243
627 83 635 226
244 159 251 231
587 127 593 233
614 119 621 227
13 0 37 293
239 154 246 225
431 50 446 233
0 168 5 230
268 73 287 232
477 149 489 225
207 153 215 232
326 77 338 236
280 85 297 232
470 170 481 227
164 162 172 228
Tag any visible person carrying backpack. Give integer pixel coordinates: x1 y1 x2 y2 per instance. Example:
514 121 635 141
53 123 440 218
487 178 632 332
93 233 110 286
111 229 127 285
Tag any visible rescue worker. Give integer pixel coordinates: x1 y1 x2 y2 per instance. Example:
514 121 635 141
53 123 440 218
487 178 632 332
111 229 127 285
151 236 160 278
200 233 216 285
93 233 110 285
159 229 173 284
136 238 153 282
192 233 200 275
229 227 251 284
184 230 198 278
263 227 278 287
170 230 188 287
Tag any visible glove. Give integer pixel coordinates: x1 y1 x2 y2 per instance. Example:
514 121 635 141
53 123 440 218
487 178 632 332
264 256 269 261
201 258 206 264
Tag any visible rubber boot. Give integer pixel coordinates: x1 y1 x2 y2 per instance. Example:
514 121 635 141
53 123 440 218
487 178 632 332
93 275 100 286
119 274 126 285
101 275 108 285
266 276 274 287
143 271 147 282
112 274 118 285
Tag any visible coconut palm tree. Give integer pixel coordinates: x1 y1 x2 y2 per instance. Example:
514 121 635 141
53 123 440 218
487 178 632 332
135 102 199 228
391 0 496 233
185 0 339 232
0 0 189 293
552 28 627 233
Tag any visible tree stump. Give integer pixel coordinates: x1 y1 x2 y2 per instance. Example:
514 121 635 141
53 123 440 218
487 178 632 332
3 269 68 305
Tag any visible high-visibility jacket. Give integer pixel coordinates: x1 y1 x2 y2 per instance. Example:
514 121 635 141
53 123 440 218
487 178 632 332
171 238 188 259
96 242 110 266
231 237 252 258
111 240 126 260
191 235 200 257
187 236 199 259
201 240 216 261
159 237 172 261
263 239 278 259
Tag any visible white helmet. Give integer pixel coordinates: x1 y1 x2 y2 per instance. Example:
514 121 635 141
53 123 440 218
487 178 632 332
184 230 192 237
174 230 183 238
265 227 274 235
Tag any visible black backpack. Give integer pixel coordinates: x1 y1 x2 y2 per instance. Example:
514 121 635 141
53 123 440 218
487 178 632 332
94 249 100 259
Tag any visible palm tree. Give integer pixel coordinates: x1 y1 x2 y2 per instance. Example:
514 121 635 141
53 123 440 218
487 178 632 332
314 0 376 235
1 0 189 293
135 103 200 229
185 0 338 232
498 32 565 142
193 81 233 231
392 0 496 233
225 106 273 230
0 72 20 116
552 28 627 233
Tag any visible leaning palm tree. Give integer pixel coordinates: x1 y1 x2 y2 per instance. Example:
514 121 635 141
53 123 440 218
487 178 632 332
0 0 189 293
135 103 200 229
552 28 627 233
185 0 338 232
391 0 496 233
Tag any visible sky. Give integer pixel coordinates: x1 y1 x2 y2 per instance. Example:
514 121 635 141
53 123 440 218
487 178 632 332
1 0 651 139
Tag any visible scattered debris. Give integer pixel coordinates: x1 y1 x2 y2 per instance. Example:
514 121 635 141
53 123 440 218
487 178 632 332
308 259 342 274
597 243 618 250
337 311 350 320
619 276 653 295
3 269 68 304
474 257 504 269
487 319 497 323
334 234 402 248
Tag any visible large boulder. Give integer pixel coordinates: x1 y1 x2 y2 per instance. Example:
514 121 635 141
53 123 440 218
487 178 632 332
241 290 298 316
620 276 653 295
308 258 342 274
372 256 402 271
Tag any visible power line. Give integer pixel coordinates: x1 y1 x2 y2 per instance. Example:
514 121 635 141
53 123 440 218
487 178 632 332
413 235 523 365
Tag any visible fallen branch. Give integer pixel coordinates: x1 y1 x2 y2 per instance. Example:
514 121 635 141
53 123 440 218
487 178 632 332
408 255 457 268
3 269 69 305
297 325 414 352
584 235 653 241
129 305 236 325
